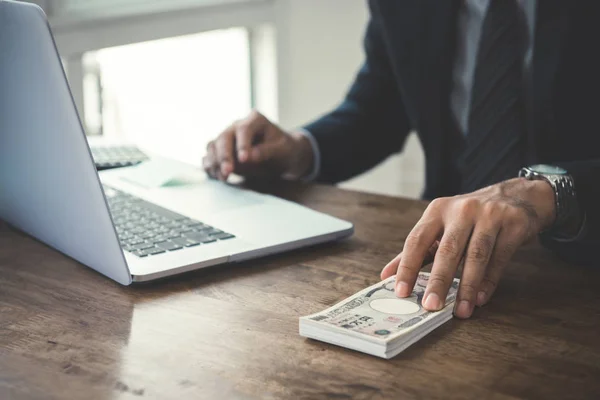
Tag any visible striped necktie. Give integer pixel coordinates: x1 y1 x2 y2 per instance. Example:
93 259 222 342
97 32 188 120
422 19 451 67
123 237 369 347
459 0 526 193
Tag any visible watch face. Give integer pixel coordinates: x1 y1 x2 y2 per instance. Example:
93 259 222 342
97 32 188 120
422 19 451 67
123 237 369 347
529 164 567 175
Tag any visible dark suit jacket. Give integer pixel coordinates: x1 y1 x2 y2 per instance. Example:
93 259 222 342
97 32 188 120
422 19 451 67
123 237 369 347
304 0 600 264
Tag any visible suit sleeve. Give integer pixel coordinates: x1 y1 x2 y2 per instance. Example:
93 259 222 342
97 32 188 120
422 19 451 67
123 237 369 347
302 6 411 184
541 159 600 265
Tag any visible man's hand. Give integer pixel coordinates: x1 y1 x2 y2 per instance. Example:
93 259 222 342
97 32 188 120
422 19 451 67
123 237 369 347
381 178 556 319
203 110 314 181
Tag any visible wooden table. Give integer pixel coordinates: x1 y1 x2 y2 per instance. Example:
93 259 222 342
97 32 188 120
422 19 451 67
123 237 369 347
2 182 600 400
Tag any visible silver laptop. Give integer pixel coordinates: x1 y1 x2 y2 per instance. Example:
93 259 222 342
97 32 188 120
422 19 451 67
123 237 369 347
0 0 353 285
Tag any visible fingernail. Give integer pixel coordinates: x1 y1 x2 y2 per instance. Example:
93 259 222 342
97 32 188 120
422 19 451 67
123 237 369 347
238 149 248 162
476 291 487 306
423 293 441 310
395 282 410 297
221 162 232 175
456 300 472 318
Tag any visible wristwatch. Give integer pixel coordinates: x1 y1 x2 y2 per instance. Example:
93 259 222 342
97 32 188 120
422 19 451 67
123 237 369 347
518 164 581 236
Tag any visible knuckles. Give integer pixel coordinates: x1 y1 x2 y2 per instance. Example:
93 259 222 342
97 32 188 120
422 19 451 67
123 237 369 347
247 109 265 124
426 197 449 213
454 197 480 217
234 110 267 134
437 232 461 260
480 201 505 219
496 241 517 264
457 282 479 299
467 233 494 264
427 273 449 289
481 277 498 292
404 230 427 248
503 206 527 226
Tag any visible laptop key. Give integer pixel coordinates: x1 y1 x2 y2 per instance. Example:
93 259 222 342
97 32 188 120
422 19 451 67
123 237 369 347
212 233 235 240
152 236 170 244
138 247 166 256
185 232 217 244
183 221 204 228
157 241 183 252
131 242 155 250
132 250 148 258
141 202 187 221
171 237 200 248
124 237 145 246
184 232 210 242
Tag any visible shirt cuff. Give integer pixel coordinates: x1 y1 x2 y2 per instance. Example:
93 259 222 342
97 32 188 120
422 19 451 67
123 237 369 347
296 128 321 182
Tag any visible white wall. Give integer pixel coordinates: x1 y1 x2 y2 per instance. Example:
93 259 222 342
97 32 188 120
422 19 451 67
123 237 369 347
275 0 424 198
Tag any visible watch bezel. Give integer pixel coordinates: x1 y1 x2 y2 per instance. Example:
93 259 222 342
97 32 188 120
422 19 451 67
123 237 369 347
526 164 568 175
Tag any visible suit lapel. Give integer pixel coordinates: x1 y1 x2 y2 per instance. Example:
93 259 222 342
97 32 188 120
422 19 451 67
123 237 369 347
530 0 572 162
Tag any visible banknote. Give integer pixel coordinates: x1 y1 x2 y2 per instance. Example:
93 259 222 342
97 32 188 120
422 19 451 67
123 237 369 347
302 272 459 341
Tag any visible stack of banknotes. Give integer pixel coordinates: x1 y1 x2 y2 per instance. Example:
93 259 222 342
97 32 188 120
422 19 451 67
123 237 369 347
299 272 460 359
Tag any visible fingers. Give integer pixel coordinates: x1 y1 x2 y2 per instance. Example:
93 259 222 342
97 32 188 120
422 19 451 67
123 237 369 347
422 224 472 312
215 127 236 180
203 141 221 179
387 188 534 319
381 253 402 280
203 123 235 181
454 224 499 319
475 228 521 307
235 111 267 163
249 140 284 164
395 213 444 298
203 111 281 181
380 240 439 280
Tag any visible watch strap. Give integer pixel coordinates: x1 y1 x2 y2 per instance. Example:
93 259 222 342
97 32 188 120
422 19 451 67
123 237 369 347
518 167 580 235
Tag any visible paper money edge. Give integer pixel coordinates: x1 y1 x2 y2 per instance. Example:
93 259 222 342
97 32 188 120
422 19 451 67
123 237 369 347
384 310 454 358
299 276 397 345
300 300 454 345
300 302 455 359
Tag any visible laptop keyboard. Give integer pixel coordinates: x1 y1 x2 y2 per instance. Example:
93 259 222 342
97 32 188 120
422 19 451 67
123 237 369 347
92 145 149 170
103 186 235 258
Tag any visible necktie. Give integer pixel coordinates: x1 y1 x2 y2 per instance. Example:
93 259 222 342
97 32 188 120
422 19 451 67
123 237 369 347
460 0 526 193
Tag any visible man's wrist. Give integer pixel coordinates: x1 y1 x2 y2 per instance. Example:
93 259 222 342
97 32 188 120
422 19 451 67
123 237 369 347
525 179 557 231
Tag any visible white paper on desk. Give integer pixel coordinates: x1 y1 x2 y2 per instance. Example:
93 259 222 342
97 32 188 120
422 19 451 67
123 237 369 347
119 158 201 188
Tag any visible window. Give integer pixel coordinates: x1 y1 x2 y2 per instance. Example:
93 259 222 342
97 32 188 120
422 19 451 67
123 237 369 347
82 28 252 166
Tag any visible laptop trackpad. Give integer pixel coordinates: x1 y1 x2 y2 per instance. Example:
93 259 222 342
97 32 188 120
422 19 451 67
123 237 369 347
161 180 265 214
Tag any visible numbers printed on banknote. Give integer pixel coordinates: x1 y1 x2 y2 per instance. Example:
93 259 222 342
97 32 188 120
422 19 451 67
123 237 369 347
306 272 459 340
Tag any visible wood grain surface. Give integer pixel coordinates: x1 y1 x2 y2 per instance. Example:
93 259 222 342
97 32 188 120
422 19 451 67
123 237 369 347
1 182 600 400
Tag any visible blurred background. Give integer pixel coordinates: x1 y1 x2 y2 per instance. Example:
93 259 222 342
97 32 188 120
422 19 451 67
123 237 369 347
29 0 425 198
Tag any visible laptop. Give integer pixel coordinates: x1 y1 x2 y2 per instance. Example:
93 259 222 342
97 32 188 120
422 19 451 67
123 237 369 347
0 0 353 285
